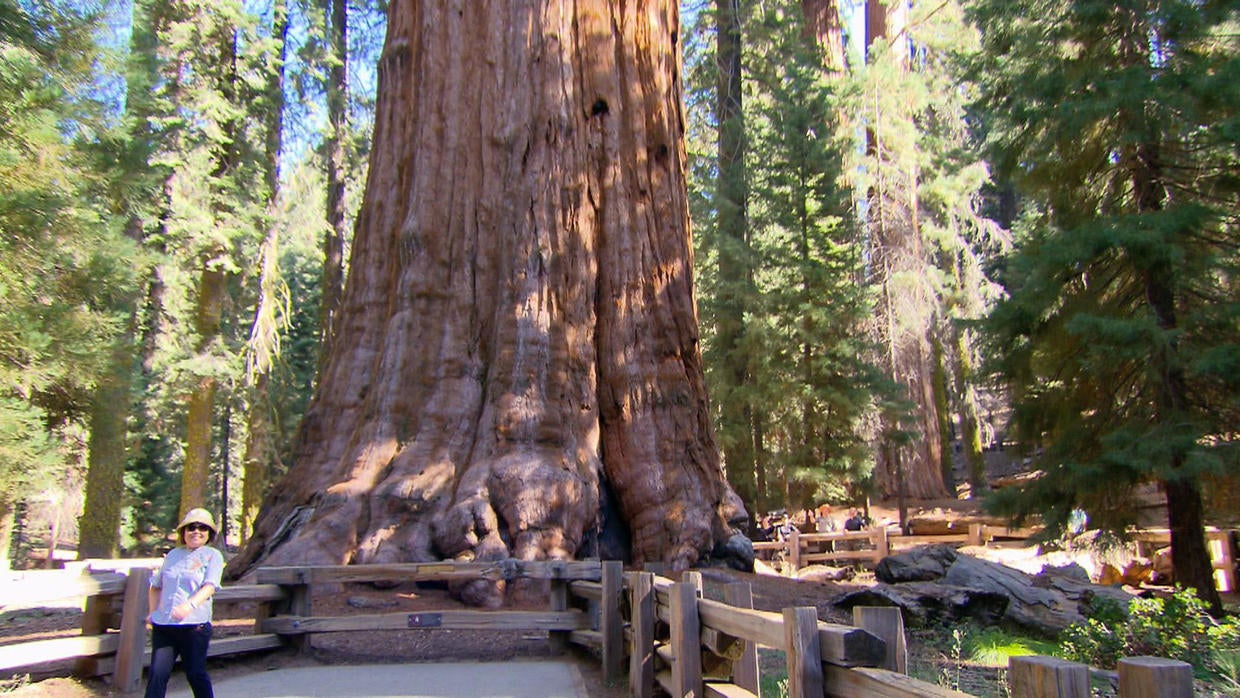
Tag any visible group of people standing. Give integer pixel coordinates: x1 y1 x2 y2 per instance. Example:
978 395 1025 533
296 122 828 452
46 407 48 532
756 504 871 541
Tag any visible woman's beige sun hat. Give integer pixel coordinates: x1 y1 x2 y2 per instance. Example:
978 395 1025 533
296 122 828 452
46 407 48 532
177 508 217 539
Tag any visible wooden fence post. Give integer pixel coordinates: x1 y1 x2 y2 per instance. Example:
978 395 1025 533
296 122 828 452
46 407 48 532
724 582 760 694
670 580 703 697
74 574 118 677
873 526 890 563
548 561 569 654
784 606 823 698
600 560 624 683
628 571 655 698
852 606 907 673
1008 655 1090 698
789 528 801 574
1117 656 1193 698
112 567 150 693
284 569 312 654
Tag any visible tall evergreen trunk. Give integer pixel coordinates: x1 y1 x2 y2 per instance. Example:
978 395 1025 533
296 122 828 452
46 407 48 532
241 0 290 543
319 0 349 370
953 325 986 495
241 373 274 542
180 12 242 515
181 269 226 515
931 333 954 496
1129 146 1222 614
865 0 947 500
78 345 132 558
714 0 757 514
229 0 748 602
79 0 166 555
1114 5 1221 612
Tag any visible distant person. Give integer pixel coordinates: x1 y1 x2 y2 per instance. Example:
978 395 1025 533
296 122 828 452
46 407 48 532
776 515 798 542
815 505 836 533
145 508 225 698
757 515 775 542
843 509 864 532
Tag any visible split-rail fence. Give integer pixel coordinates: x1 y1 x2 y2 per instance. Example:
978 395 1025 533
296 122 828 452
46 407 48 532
755 524 1236 593
0 557 1211 697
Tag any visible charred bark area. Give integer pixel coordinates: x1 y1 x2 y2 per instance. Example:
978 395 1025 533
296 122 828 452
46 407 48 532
228 0 749 601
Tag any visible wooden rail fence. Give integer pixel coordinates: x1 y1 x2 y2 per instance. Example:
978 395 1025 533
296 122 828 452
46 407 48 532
0 558 1209 696
754 525 1237 592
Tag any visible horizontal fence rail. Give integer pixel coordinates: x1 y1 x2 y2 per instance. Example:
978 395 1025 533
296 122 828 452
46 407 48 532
1 553 1212 696
754 524 1236 592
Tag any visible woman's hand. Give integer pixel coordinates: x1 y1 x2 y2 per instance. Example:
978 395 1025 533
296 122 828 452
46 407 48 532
170 601 194 621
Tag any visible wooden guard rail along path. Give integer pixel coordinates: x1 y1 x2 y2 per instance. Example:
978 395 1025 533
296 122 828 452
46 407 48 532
0 564 287 692
754 524 1237 592
0 559 1209 696
254 559 620 660
623 569 1199 698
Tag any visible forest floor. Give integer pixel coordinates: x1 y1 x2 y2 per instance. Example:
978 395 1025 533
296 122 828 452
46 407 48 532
0 498 993 698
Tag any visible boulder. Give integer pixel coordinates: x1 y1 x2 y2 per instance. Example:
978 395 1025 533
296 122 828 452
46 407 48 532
874 544 958 583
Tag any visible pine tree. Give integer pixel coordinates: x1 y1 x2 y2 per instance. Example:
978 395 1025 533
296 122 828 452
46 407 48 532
742 1 887 509
138 0 272 520
0 0 136 559
705 0 763 516
970 0 1239 614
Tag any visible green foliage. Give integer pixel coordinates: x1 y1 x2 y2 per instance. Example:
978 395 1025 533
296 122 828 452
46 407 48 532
0 0 137 511
968 0 1240 547
687 0 892 514
962 626 1060 666
1061 588 1240 676
0 397 62 502
743 1 885 502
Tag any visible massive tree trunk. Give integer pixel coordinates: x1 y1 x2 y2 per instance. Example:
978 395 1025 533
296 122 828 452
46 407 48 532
229 0 749 597
800 0 846 74
78 343 131 558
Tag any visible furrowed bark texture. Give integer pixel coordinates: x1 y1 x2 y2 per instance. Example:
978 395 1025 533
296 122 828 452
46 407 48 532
230 0 745 588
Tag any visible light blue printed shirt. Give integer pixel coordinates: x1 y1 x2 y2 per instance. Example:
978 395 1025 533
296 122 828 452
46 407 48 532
149 545 225 625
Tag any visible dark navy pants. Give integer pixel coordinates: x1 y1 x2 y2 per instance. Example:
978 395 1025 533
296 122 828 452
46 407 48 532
145 622 213 698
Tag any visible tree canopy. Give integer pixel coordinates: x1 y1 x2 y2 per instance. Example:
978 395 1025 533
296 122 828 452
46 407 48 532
0 0 1235 611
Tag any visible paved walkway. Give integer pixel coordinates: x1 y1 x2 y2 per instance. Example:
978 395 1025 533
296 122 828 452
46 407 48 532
167 661 589 698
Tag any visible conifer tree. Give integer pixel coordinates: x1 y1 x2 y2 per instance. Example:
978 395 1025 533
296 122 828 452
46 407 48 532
241 0 291 543
858 0 950 503
743 1 887 509
1 0 135 558
970 0 1238 614
708 0 762 514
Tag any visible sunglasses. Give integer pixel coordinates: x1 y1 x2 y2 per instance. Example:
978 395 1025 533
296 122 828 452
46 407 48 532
184 524 212 533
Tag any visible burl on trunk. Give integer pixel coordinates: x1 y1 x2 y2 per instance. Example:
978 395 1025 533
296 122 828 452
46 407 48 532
228 0 750 600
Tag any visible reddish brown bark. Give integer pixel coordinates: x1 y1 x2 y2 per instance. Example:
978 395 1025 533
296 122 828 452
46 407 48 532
800 0 846 74
865 0 948 501
229 0 747 596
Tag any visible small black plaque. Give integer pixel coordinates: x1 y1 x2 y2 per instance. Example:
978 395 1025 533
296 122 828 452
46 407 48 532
407 613 443 628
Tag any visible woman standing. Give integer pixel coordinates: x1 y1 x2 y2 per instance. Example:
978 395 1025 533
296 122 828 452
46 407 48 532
145 508 225 698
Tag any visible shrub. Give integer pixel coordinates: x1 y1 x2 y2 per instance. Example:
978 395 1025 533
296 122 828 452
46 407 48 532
1060 587 1240 676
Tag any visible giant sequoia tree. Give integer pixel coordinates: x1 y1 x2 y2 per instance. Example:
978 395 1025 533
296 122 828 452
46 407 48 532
229 0 749 595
